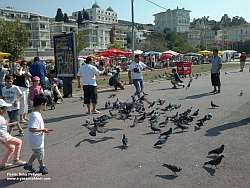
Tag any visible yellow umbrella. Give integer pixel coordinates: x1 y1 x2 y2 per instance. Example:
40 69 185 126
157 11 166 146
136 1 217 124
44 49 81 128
0 52 11 59
198 50 212 56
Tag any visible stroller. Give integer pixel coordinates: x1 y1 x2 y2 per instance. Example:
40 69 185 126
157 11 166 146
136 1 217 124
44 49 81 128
43 89 56 110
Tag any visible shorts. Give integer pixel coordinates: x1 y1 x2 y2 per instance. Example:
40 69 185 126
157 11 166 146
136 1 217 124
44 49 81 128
211 73 221 86
83 85 97 104
7 110 19 123
32 148 45 160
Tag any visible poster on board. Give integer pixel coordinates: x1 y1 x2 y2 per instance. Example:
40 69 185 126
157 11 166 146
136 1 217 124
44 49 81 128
53 32 78 77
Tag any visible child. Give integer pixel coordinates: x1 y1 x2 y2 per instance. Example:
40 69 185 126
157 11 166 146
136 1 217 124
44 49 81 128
1 75 24 136
112 68 124 91
171 68 185 89
23 93 53 174
28 76 43 107
0 99 26 169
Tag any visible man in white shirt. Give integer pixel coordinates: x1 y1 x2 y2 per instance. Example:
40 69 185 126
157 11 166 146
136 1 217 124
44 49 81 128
77 57 105 114
128 55 153 97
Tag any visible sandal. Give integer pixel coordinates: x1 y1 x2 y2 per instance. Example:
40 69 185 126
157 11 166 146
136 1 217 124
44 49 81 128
92 110 101 114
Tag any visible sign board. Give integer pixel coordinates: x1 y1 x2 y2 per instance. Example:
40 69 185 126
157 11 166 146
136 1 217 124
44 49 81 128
53 32 78 77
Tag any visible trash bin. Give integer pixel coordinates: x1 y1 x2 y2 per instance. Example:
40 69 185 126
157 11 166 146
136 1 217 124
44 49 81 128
176 61 192 76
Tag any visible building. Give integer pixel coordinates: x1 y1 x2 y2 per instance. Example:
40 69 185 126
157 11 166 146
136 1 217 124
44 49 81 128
0 7 53 58
154 7 191 33
78 21 112 55
110 24 130 49
72 2 118 24
50 20 78 47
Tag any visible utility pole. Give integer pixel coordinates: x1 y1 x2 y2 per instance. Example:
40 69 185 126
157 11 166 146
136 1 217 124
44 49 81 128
131 0 135 60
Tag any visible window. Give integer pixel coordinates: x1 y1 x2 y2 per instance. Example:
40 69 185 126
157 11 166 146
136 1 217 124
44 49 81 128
40 24 46 29
41 41 47 47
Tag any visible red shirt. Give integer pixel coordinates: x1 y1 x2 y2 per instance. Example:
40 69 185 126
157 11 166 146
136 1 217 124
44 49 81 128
240 54 246 61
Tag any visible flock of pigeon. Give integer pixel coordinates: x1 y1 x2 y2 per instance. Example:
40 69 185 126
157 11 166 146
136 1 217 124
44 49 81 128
82 92 225 177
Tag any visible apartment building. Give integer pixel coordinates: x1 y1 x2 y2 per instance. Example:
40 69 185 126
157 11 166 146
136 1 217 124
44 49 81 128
154 7 191 33
110 24 130 49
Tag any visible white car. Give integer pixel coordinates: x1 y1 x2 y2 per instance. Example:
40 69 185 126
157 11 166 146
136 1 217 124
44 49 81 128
234 53 241 59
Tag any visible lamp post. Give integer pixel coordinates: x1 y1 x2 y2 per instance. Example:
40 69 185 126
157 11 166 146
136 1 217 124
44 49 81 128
131 0 135 60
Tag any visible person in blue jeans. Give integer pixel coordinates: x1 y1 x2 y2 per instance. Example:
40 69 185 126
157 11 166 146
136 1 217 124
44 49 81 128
128 55 153 97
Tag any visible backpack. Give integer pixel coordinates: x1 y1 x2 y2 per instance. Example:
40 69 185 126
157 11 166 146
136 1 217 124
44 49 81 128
109 76 114 86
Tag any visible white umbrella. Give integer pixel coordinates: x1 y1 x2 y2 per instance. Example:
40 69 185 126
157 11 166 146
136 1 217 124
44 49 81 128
162 50 180 56
134 49 143 55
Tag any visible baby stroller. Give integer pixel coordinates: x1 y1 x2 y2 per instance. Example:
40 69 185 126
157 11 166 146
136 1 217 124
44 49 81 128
43 89 56 110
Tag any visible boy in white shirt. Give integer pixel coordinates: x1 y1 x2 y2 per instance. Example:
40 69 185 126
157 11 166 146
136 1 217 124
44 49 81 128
23 93 53 174
1 75 24 136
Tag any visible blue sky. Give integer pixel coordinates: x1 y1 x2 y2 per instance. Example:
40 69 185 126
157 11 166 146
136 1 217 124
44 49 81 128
1 0 250 24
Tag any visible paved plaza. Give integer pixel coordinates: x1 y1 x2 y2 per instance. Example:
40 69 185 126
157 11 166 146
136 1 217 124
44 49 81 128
1 67 250 188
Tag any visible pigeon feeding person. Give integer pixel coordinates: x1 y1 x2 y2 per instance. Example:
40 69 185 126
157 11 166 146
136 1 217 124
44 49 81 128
170 68 185 89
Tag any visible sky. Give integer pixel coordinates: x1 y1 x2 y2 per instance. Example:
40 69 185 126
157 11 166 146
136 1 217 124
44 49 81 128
0 0 250 24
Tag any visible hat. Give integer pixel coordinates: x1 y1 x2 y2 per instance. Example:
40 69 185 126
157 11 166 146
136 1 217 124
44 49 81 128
33 76 40 81
0 99 11 107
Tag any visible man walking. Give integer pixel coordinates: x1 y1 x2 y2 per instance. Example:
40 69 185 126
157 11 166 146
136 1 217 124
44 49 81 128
77 57 105 115
210 49 222 94
128 55 153 97
239 52 247 72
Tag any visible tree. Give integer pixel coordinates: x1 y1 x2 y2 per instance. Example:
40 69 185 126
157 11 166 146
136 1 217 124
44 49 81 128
55 8 64 22
0 20 29 60
76 31 86 54
220 14 231 27
82 8 89 20
63 13 69 22
231 16 247 26
77 11 83 25
141 32 167 52
108 41 124 50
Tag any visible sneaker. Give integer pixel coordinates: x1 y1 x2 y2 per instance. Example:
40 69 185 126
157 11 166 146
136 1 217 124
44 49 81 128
0 163 13 169
23 164 36 173
18 130 24 136
210 90 217 94
13 160 26 166
38 166 48 175
143 92 148 96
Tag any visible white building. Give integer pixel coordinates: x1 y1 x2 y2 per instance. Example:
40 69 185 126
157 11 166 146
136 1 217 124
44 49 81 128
154 7 191 33
0 7 53 57
72 2 118 24
78 21 112 55
223 24 250 42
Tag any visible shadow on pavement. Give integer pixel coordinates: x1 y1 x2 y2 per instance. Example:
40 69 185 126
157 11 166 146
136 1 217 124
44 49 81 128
75 136 114 147
45 114 85 123
181 92 212 100
203 166 216 176
155 174 178 180
205 117 250 136
113 145 127 150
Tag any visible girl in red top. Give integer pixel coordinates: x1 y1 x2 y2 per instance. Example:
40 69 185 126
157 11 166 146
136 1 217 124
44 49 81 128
28 76 43 107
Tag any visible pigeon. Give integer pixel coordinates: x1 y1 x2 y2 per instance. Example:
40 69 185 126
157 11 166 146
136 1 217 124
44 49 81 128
160 128 172 137
109 110 116 117
131 116 138 128
211 101 220 108
154 136 168 147
146 110 155 117
138 112 146 122
85 119 91 126
157 99 166 105
208 145 224 156
122 134 128 149
175 122 188 132
197 115 208 123
191 109 199 116
150 122 161 133
148 101 156 108
186 78 193 89
89 125 97 136
108 94 116 98
105 101 111 109
239 90 243 96
204 155 224 167
162 164 182 176
196 121 204 127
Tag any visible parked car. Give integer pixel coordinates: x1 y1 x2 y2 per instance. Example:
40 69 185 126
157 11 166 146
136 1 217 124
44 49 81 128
234 53 241 59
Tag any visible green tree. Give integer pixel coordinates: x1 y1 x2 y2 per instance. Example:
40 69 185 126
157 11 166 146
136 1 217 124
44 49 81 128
77 11 83 25
231 16 247 26
82 8 89 20
0 20 29 60
76 31 85 54
108 41 124 50
141 32 167 52
220 14 231 27
55 8 64 22
63 13 69 22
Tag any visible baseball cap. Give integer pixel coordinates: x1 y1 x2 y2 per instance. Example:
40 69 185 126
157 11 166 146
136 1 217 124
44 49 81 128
33 76 40 81
0 99 11 107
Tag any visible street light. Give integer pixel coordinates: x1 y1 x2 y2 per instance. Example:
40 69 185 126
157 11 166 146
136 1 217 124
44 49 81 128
131 0 135 60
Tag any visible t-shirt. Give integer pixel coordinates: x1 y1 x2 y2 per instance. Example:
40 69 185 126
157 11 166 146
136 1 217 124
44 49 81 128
77 64 102 86
128 62 147 80
240 54 246 62
29 85 43 102
211 56 222 74
2 85 22 111
28 112 45 149
0 116 11 142
29 62 46 81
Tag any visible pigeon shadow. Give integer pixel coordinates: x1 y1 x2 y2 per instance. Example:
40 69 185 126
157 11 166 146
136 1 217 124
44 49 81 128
206 155 219 159
113 145 127 150
153 87 175 91
181 92 212 100
155 174 178 180
45 114 85 123
108 128 123 132
173 130 188 134
75 136 114 147
143 132 159 135
203 166 216 176
205 117 250 136
153 146 163 149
